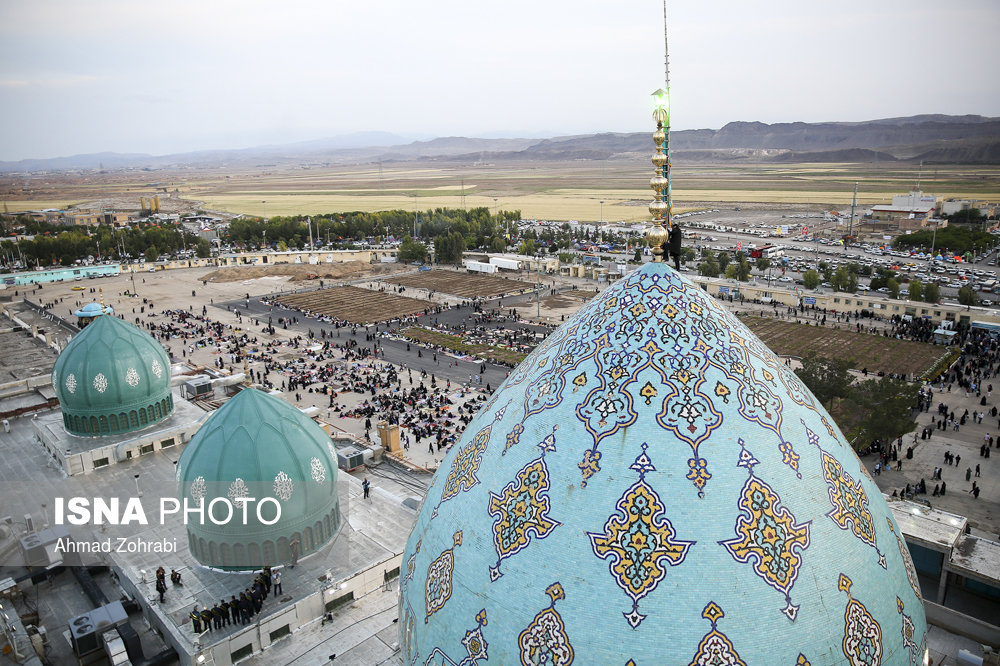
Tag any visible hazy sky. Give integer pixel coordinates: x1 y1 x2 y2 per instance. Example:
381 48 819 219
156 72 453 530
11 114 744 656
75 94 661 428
1 0 998 161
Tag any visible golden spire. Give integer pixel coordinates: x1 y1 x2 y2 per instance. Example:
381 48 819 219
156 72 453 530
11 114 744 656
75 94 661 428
645 2 672 263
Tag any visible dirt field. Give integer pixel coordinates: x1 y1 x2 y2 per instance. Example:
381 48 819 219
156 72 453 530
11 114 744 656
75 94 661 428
275 285 433 324
384 269 534 299
200 262 398 283
742 316 948 376
6 160 997 223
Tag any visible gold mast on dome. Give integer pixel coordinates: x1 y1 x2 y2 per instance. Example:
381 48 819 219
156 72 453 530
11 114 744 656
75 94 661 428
646 0 672 262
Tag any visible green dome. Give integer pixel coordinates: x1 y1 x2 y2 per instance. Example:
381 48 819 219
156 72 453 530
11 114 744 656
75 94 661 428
176 388 342 571
52 313 173 437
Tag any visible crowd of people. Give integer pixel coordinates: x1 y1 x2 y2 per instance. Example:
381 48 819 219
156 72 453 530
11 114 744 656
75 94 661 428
189 567 282 634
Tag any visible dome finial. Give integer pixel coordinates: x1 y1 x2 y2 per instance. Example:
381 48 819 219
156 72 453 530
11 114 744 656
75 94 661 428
99 287 104 310
646 2 672 261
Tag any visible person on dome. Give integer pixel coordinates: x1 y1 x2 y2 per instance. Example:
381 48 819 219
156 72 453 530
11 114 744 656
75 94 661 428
668 221 682 270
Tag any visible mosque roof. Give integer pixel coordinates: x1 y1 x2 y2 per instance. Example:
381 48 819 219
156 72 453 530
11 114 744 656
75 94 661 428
52 312 172 436
176 388 341 570
399 261 927 665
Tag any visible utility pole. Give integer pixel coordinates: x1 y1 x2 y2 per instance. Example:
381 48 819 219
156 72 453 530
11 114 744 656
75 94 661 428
848 182 858 243
536 253 542 318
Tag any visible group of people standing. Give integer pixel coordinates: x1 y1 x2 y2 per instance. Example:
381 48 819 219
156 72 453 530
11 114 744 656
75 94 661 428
190 566 282 634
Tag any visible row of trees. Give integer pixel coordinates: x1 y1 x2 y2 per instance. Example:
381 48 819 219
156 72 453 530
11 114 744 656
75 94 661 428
795 353 918 449
0 217 211 268
892 224 994 257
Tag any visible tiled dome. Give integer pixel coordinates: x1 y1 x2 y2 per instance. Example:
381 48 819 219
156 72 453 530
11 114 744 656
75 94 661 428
399 262 926 665
177 388 341 570
52 311 172 437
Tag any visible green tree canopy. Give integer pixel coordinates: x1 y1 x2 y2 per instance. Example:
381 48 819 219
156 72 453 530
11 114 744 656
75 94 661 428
887 278 900 299
958 285 980 308
848 377 919 449
698 256 720 278
795 352 853 410
802 269 821 290
756 257 771 272
716 251 730 272
908 279 923 301
923 282 940 304
397 235 428 263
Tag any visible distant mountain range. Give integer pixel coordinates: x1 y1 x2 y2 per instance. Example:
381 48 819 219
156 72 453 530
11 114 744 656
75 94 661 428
2 115 998 173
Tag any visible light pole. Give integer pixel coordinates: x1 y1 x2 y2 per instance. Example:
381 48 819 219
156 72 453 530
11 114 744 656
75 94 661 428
600 200 604 225
536 253 542 318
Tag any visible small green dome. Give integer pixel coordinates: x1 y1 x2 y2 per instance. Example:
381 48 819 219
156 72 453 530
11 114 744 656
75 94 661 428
52 313 172 437
176 388 342 571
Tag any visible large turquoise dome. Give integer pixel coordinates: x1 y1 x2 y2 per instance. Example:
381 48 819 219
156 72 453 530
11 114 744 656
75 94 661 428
176 388 341 570
399 263 926 665
52 310 173 437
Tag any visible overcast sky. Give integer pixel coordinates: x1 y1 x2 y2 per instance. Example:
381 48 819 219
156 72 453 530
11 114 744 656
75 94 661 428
1 0 997 161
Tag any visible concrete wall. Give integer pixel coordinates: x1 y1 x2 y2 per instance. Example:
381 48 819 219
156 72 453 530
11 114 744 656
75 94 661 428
924 600 1000 646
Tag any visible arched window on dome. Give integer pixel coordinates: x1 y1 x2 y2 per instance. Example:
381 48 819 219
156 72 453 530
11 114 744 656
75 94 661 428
153 402 161 420
73 415 81 432
63 414 69 429
129 411 138 429
314 520 324 543
248 543 261 568
233 543 246 567
90 417 98 434
197 537 207 561
276 537 290 562
220 543 232 568
324 514 331 537
99 416 108 434
139 408 147 426
303 526 314 553
109 413 119 433
209 541 220 564
263 541 276 564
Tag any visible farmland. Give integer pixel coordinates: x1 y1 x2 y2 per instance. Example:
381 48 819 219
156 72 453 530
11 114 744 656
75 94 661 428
384 269 534 299
275 286 433 325
5 159 998 223
741 316 950 377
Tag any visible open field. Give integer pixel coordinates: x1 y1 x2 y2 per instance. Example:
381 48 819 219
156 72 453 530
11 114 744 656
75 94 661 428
400 328 527 367
275 286 433 324
384 269 534 299
4 160 998 222
741 316 950 377
200 261 397 283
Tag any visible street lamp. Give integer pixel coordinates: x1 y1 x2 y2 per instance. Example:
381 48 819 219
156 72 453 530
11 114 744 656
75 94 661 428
600 200 605 225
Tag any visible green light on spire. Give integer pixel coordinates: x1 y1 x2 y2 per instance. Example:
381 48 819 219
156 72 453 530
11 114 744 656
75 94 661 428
651 88 670 125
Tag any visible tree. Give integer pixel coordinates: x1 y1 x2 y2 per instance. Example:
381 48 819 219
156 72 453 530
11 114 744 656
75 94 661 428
848 377 919 450
795 352 853 410
195 238 211 258
396 235 427 263
725 264 738 279
832 266 857 293
488 236 506 254
735 258 752 282
682 247 696 264
698 256 720 278
802 269 821 290
756 257 771 272
716 251 730 272
923 282 940 304
886 278 900 299
518 239 536 256
144 245 158 262
958 285 980 308
633 247 642 262
907 279 923 301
